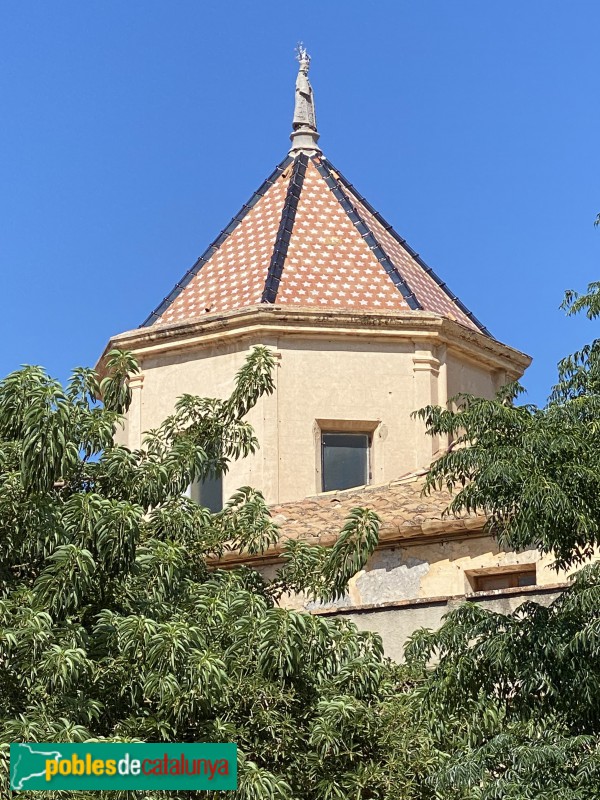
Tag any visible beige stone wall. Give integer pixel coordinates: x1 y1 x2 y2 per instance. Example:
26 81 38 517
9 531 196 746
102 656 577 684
275 336 426 502
446 352 499 401
257 531 578 661
266 531 572 613
115 330 508 506
122 339 271 500
328 585 565 663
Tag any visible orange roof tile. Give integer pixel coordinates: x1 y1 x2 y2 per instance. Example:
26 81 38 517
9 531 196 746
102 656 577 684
216 472 486 565
276 159 412 311
143 153 489 336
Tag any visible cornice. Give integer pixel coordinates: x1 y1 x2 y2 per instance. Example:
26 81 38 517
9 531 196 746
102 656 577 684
210 515 488 569
98 306 531 377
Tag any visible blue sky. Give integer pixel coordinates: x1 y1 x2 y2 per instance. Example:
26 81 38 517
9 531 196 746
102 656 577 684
1 1 599 406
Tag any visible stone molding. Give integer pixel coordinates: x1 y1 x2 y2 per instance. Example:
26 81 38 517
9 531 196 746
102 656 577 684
311 581 569 617
98 306 531 378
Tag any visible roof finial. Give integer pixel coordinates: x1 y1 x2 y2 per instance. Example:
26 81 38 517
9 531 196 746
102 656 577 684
289 44 321 155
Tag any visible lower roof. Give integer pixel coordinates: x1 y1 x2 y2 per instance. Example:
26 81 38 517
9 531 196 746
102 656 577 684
216 470 486 567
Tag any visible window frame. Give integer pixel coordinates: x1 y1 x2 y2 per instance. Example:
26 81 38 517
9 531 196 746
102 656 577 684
314 420 381 494
466 565 537 594
188 472 224 513
320 431 371 493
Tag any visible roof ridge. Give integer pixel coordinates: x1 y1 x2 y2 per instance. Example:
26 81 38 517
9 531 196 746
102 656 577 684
140 155 294 328
311 156 421 311
320 156 492 338
272 468 430 506
262 154 308 303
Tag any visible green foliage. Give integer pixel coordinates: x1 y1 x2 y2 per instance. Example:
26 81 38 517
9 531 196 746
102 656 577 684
0 347 411 800
405 274 600 798
414 384 600 570
413 280 600 570
9 272 600 799
272 507 380 603
562 280 600 321
404 564 600 798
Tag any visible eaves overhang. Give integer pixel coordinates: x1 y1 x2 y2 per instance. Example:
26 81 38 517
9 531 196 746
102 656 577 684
98 305 531 378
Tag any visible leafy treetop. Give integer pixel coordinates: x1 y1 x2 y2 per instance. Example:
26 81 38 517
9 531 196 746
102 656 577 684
0 346 404 800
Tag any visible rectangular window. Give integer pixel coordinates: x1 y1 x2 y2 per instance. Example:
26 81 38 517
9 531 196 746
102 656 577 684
471 568 536 593
190 474 223 513
321 432 369 492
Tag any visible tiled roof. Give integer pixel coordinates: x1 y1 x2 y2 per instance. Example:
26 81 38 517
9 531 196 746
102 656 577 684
217 472 486 565
143 153 489 335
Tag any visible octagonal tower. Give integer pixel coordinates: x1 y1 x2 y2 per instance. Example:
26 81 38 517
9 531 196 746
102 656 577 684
101 52 530 509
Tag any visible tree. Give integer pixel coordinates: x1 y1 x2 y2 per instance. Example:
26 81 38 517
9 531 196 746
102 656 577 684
0 347 413 800
403 283 600 798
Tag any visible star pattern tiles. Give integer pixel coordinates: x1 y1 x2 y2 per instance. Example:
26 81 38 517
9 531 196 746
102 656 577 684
148 154 485 335
338 182 478 330
276 160 410 311
157 168 290 325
